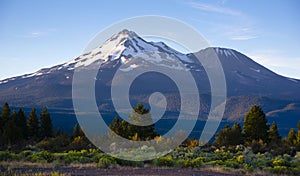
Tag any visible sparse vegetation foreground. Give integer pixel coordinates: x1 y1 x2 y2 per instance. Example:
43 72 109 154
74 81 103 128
0 103 300 175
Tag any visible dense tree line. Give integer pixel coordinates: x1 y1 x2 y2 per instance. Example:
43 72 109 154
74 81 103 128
0 103 54 148
1 102 299 155
0 102 90 151
214 105 300 155
0 102 158 152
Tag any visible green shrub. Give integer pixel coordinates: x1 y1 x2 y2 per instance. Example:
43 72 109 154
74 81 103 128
0 151 13 161
97 157 117 168
18 150 33 159
52 160 62 168
223 159 241 169
153 156 174 167
116 158 144 167
272 157 288 167
271 166 288 174
243 163 254 173
62 150 89 164
205 159 223 166
28 151 54 163
182 158 201 168
237 155 244 163
181 159 192 168
190 157 203 168
290 157 300 169
91 152 107 162
78 156 92 163
174 159 185 168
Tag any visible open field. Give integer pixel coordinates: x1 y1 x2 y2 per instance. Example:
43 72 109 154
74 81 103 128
2 167 238 176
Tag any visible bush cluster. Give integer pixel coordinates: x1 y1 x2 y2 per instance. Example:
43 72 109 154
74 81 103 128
0 146 299 174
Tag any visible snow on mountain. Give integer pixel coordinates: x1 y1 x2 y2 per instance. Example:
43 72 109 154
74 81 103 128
288 78 298 83
250 67 261 73
214 47 242 63
61 29 194 71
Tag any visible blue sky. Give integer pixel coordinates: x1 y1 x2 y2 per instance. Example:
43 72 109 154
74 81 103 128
0 0 299 79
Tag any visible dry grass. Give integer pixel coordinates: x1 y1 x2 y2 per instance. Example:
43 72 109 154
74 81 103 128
68 162 97 168
0 161 54 169
0 161 292 176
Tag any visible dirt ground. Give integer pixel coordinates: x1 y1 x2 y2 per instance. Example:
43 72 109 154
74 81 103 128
2 167 240 176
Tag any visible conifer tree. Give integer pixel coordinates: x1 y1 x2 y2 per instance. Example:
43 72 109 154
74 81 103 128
0 103 10 145
16 109 28 139
230 123 244 145
40 107 53 138
56 127 62 137
214 125 231 147
3 111 21 145
214 123 244 147
0 102 10 130
128 103 157 140
287 128 297 145
243 105 269 143
109 103 158 140
129 103 151 125
27 108 39 139
297 121 300 144
72 123 81 138
0 126 3 146
109 116 134 139
269 122 281 146
109 116 123 135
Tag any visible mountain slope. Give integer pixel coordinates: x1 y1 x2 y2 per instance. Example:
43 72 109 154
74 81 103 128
194 47 300 100
0 29 299 125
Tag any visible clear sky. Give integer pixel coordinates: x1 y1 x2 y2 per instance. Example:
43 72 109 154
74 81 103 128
0 0 299 80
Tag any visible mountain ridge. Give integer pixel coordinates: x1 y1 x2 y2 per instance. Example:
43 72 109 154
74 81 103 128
0 29 299 128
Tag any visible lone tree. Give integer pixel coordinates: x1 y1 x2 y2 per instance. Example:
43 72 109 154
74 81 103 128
40 107 54 138
243 105 269 143
27 108 39 139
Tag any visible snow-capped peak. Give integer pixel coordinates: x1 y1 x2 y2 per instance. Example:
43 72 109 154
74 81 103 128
110 29 139 40
62 29 194 70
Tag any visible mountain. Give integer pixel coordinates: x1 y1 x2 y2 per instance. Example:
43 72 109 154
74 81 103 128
0 29 299 135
